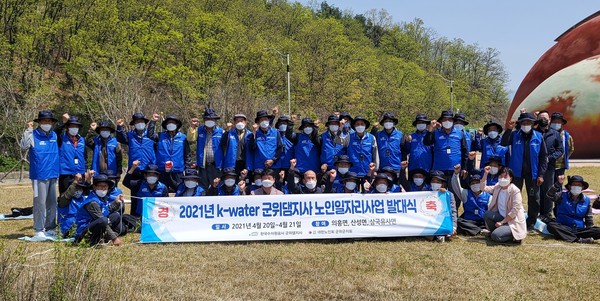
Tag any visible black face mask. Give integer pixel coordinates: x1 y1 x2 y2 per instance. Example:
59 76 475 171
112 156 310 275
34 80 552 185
538 119 549 128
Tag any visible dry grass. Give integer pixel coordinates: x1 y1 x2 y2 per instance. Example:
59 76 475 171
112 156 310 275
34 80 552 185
1 167 600 301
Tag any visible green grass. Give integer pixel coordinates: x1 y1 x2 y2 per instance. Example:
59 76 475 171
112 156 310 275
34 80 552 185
1 167 599 300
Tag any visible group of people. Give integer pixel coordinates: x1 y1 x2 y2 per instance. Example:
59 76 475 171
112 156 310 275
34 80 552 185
20 106 599 245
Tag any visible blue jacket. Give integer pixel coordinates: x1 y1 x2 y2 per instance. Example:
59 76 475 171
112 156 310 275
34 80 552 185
117 128 156 170
59 133 86 175
407 130 433 172
377 129 404 171
562 130 571 169
320 131 346 167
135 180 169 216
75 192 111 238
196 126 224 168
409 182 432 192
175 183 205 197
221 128 252 169
425 128 468 171
248 127 283 171
273 130 294 170
91 136 119 175
29 129 60 180
474 136 508 167
157 131 188 172
347 132 377 177
294 133 320 173
462 190 491 222
505 130 546 179
58 195 85 236
556 192 590 229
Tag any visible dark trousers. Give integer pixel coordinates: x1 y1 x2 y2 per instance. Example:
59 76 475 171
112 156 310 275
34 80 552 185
58 174 76 194
199 163 221 189
546 222 600 242
234 160 246 175
160 171 182 192
127 172 145 215
539 169 555 218
457 218 485 236
513 176 540 227
78 212 126 245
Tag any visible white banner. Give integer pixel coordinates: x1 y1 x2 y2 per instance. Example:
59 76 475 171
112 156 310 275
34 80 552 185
140 191 453 243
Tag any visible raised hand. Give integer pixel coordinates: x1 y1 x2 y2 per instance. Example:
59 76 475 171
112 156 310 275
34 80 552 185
252 123 258 133
506 119 516 130
329 169 337 181
132 160 141 168
557 174 565 185
453 164 461 174
27 121 34 129
213 177 221 187
90 122 97 131
74 173 82 182
238 180 246 191
62 113 70 123
321 164 328 173
468 151 476 161
152 113 160 122
401 161 408 169
116 119 124 127
264 159 274 168
483 166 491 175
289 159 297 169
240 169 248 180
226 122 233 131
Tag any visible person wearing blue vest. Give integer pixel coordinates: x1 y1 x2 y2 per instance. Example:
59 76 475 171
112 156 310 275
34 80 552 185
123 162 169 217
429 170 458 242
501 112 548 229
325 171 361 193
405 114 433 174
481 155 503 186
535 110 564 222
364 173 395 194
288 118 321 174
86 121 123 184
453 113 473 151
55 114 87 194
251 169 284 195
58 172 91 237
546 175 600 243
334 116 379 180
155 114 191 187
424 110 469 207
207 168 245 196
373 166 402 193
116 112 157 176
320 155 353 191
167 168 206 197
20 110 60 241
248 110 284 174
551 112 574 179
105 170 123 204
196 108 224 189
247 168 264 195
272 115 295 177
400 168 431 192
376 112 407 176
320 115 346 169
74 174 126 246
220 114 252 175
473 120 508 168
451 165 491 236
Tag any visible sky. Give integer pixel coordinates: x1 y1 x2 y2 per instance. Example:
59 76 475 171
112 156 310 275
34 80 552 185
310 0 599 99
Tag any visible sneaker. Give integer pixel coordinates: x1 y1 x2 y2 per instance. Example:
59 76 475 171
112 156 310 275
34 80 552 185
480 229 491 237
434 236 445 243
45 230 56 238
30 231 49 242
577 237 594 244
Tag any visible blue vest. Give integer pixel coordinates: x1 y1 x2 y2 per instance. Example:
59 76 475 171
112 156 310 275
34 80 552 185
223 129 251 169
136 181 168 216
432 128 463 171
196 126 224 168
126 130 156 170
175 183 205 197
464 131 472 152
462 190 491 222
217 184 242 196
563 130 571 169
273 131 294 170
556 192 590 229
58 195 85 235
75 192 110 238
509 130 542 179
157 131 187 172
59 133 86 175
29 129 59 180
250 128 281 171
484 173 499 186
408 131 433 172
91 136 119 174
320 131 346 167
347 132 375 177
294 133 320 173
108 187 123 203
409 182 432 192
480 137 508 167
377 129 403 171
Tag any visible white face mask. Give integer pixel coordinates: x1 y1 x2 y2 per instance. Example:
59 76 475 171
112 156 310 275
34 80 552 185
68 127 79 136
260 120 270 129
570 186 583 196
303 127 314 135
184 180 197 189
338 167 349 175
166 123 177 131
416 124 427 131
135 123 146 131
487 131 499 139
95 189 108 198
236 122 245 130
100 130 111 138
431 183 442 191
254 179 262 187
521 125 532 133
550 123 562 131
305 180 317 190
261 179 274 188
470 184 481 193
413 178 424 186
355 126 366 133
278 124 287 132
345 181 357 191
146 176 158 185
383 122 394 130
40 124 52 132
498 178 511 187
294 177 300 184
376 184 388 193
454 124 464 131
224 178 236 187
442 121 454 129
329 125 339 132
490 166 499 175
205 120 216 128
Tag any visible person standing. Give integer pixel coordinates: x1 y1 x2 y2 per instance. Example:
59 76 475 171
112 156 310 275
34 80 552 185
155 114 191 186
473 120 508 168
86 121 123 181
320 115 346 169
376 112 406 177
196 108 224 189
247 110 284 173
221 114 252 175
334 116 379 180
550 112 574 178
116 112 157 177
289 118 321 174
20 110 60 240
405 113 433 174
535 110 564 221
56 114 87 194
186 117 199 156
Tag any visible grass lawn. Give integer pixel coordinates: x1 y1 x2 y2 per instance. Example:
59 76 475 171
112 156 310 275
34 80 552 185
1 167 599 300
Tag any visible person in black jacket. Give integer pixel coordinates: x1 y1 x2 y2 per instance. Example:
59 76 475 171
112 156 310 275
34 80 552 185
287 159 325 194
535 110 564 222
